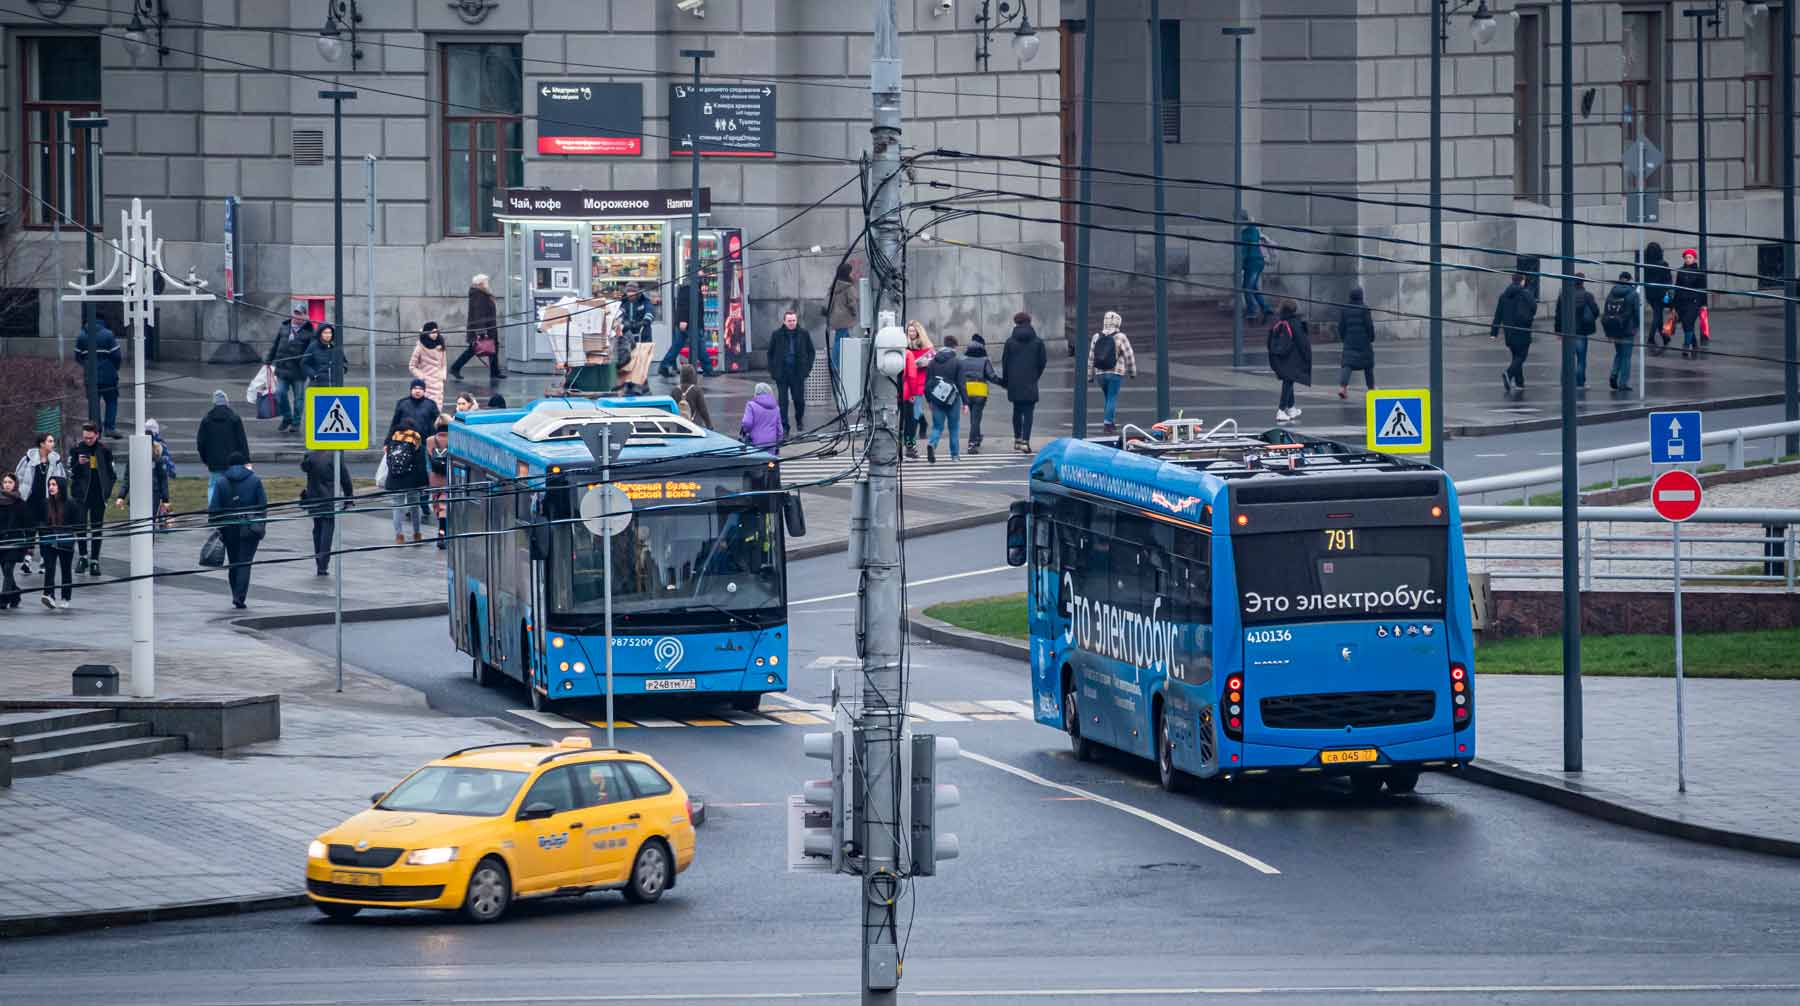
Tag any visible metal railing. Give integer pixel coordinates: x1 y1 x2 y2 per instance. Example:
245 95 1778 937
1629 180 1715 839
1454 420 1800 505
1461 505 1800 592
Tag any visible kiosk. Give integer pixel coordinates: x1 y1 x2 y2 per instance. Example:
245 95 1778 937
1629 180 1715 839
492 187 753 373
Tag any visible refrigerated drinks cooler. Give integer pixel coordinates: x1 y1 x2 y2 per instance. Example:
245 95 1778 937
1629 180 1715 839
672 226 753 373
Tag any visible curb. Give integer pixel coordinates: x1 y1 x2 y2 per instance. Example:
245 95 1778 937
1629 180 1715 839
0 892 308 940
1458 759 1800 860
788 508 1011 562
905 602 1800 860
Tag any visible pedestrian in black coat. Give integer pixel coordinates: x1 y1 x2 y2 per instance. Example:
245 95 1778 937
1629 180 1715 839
75 318 124 437
303 323 349 386
299 450 354 576
208 453 268 609
1000 312 1047 452
1673 248 1708 357
1643 242 1673 352
450 274 504 384
65 423 116 575
1268 300 1313 425
1490 272 1539 392
765 310 816 434
1335 288 1376 397
265 307 314 433
197 390 250 496
389 379 442 438
37 477 78 609
0 472 29 609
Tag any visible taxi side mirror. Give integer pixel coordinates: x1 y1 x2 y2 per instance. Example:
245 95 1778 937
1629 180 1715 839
369 792 385 806
516 801 556 822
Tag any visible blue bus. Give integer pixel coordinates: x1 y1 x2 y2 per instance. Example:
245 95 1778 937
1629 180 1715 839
1005 423 1475 795
446 396 802 713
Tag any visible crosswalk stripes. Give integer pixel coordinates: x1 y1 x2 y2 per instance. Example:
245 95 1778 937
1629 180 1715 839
504 698 1037 732
778 451 1030 489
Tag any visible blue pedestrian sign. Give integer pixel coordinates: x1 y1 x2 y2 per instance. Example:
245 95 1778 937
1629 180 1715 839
1366 388 1431 455
305 386 369 450
1649 410 1701 465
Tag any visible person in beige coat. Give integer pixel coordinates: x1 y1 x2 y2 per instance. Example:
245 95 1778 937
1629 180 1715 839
409 322 448 406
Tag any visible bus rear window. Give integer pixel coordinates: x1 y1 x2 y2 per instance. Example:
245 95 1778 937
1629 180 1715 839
1233 527 1446 624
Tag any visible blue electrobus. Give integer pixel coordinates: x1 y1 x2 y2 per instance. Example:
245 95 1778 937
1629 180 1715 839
1004 421 1475 794
446 396 803 713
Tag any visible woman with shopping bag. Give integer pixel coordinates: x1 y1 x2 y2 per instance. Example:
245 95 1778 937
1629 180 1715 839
246 365 279 420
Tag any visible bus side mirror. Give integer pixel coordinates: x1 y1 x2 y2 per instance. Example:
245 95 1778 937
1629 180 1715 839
528 521 552 561
1005 501 1029 567
783 492 807 538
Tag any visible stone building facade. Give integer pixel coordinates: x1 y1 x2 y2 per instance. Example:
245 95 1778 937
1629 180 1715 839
0 0 1063 366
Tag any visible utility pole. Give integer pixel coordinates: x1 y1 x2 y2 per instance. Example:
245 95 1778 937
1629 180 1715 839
1071 0 1097 437
860 1 906 1000
1224 27 1253 370
1683 6 1718 281
1148 0 1170 420
1558 0 1582 772
682 49 714 375
1428 8 1445 467
1783 0 1796 456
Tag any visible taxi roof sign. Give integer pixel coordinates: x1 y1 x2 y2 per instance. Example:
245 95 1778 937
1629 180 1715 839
305 386 370 450
556 735 593 749
1366 388 1431 455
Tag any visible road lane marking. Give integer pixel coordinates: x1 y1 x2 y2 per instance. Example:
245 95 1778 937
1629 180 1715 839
632 718 687 728
960 750 1281 875
791 565 1014 606
766 692 830 711
724 713 782 726
684 718 733 727
908 701 968 722
767 710 828 725
585 720 639 729
507 709 590 731
979 698 1036 716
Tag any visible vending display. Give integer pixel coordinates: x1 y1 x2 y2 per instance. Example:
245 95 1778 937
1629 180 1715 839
590 222 666 306
675 227 751 372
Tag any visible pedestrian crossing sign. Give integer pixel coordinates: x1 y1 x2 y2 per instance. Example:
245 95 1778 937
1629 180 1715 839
1366 388 1430 455
304 386 369 450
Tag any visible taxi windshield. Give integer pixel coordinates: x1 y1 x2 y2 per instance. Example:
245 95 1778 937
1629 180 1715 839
378 765 529 817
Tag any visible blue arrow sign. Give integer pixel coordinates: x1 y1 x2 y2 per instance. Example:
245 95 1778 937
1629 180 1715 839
1648 410 1701 465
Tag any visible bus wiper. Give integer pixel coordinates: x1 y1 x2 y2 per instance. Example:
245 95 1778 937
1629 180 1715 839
672 599 770 632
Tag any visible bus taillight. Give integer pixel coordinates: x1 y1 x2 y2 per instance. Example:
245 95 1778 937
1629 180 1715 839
1451 663 1472 729
1223 675 1246 741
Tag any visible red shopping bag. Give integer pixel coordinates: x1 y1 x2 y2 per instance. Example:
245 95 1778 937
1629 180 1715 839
1699 307 1710 341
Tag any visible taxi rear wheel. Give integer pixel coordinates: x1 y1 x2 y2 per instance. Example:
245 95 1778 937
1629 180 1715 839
315 902 361 921
460 857 512 924
623 840 670 904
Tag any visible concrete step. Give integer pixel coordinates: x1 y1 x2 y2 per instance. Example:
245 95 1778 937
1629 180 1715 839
8 720 152 756
0 708 116 739
12 736 187 778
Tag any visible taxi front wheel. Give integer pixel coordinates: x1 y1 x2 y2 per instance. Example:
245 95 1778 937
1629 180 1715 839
623 841 670 904
461 857 512 924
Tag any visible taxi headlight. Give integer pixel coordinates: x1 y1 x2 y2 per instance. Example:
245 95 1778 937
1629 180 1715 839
307 840 328 860
405 846 459 866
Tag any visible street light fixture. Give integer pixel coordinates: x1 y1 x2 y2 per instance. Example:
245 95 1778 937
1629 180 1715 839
974 1 1038 71
1467 1 1499 45
317 0 363 66
123 0 169 67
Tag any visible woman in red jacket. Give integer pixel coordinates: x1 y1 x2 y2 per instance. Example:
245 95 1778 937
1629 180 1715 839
902 321 934 459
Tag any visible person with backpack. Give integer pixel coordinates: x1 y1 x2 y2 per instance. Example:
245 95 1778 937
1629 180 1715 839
381 426 428 545
1267 300 1313 424
1643 242 1673 354
1240 212 1271 324
1601 271 1642 393
923 335 965 463
1088 311 1137 434
1336 288 1377 398
675 362 712 430
208 452 267 609
1490 272 1539 393
265 305 315 433
1554 272 1600 388
1673 248 1708 358
66 422 116 576
957 334 1002 454
1000 312 1048 452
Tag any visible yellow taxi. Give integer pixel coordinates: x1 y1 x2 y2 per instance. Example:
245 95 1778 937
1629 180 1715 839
305 737 697 923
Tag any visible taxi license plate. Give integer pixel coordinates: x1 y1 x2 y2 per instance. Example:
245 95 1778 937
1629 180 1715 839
645 678 697 692
1320 748 1379 765
330 870 382 887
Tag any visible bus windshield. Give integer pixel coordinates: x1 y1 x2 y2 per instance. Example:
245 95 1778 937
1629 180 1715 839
1233 526 1447 625
550 500 785 629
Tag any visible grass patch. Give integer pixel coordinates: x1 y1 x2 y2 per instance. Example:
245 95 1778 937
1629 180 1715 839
112 475 310 522
926 593 1800 679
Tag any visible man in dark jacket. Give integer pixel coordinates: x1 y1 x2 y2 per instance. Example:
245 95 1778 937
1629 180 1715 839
389 378 442 438
661 278 713 378
1336 288 1376 398
303 323 348 387
75 318 124 438
1490 272 1538 392
1602 271 1642 392
1673 248 1708 357
1553 272 1600 388
1000 312 1047 452
66 422 116 576
299 450 354 576
196 390 250 501
208 452 267 609
265 305 314 433
765 310 816 434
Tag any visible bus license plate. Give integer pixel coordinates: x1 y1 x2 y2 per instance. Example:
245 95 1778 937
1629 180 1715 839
1321 748 1379 765
330 870 381 887
645 678 698 692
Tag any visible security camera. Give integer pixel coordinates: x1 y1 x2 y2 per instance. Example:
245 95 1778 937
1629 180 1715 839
933 0 953 17
675 0 705 17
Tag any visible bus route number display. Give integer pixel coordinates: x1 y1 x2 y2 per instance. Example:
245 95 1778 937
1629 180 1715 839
614 479 702 502
1322 529 1356 552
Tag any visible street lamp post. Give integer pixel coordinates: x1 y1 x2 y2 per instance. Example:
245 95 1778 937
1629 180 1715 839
1782 0 1796 455
1558 0 1581 773
68 116 107 423
1149 0 1170 419
318 90 357 338
1223 26 1253 371
680 48 715 375
1683 5 1721 282
1072 1 1097 438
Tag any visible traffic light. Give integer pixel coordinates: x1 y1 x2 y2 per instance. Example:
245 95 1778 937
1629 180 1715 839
906 731 960 877
802 716 856 875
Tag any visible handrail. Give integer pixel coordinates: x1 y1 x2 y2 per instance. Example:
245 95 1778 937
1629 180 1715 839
1454 419 1800 496
1462 505 1800 524
1202 418 1240 441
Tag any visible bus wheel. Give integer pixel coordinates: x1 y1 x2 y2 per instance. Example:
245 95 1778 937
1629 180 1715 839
1155 708 1185 793
469 618 498 688
1349 773 1384 799
731 693 761 713
1064 683 1094 762
1384 769 1421 795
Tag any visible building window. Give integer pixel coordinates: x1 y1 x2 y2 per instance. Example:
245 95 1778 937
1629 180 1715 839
1512 10 1545 202
20 36 101 230
1158 19 1180 143
1621 12 1664 150
441 43 523 237
1744 6 1783 188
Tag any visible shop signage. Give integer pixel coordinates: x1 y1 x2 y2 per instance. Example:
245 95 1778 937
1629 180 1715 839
533 229 573 261
670 84 777 158
492 188 712 220
537 81 645 156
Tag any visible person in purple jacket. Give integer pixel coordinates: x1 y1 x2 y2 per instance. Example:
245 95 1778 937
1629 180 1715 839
740 382 784 454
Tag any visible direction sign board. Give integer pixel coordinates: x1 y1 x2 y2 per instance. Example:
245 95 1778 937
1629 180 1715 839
1622 136 1663 179
670 84 777 158
304 386 369 450
536 81 644 156
1648 410 1702 465
1651 469 1702 522
1365 388 1431 455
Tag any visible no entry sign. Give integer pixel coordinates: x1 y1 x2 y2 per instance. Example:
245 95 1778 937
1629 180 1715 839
1650 469 1702 522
